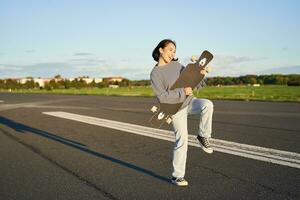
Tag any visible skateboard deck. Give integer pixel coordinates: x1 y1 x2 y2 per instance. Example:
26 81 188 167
149 50 213 128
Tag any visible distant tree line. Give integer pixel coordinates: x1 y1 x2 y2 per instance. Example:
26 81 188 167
206 74 300 86
0 79 38 90
0 74 299 90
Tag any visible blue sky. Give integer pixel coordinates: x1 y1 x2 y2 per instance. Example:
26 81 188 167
0 0 299 79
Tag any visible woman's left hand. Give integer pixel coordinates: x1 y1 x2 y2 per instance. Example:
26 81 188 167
200 66 212 75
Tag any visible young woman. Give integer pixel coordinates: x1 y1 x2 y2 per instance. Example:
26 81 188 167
150 39 214 186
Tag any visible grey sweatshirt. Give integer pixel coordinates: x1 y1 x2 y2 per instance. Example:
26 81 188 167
150 61 205 110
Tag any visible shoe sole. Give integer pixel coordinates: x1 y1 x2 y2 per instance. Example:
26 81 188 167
199 143 213 154
171 180 188 186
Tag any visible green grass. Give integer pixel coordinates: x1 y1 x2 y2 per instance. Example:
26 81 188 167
1 85 299 102
0 87 154 97
194 85 300 102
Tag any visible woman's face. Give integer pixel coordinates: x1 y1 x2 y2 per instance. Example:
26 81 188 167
159 43 176 64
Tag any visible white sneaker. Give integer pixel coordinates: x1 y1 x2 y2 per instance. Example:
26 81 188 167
197 136 213 154
171 177 188 186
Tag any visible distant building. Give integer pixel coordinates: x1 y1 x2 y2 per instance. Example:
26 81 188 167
19 77 33 84
69 77 103 84
33 78 52 88
2 78 21 83
1 76 121 88
12 77 62 88
5 77 35 85
104 76 124 82
108 84 119 88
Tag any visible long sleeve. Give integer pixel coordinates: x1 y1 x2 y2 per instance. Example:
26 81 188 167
151 69 186 104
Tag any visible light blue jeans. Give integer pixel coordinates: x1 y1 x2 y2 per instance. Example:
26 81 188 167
171 97 213 178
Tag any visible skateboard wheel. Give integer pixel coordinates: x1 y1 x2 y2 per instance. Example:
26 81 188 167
166 117 172 124
191 55 198 62
151 106 158 113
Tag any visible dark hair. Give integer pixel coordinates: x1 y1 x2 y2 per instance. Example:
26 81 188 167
152 39 178 62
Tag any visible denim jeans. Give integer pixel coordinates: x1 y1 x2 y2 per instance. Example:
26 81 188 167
171 97 213 178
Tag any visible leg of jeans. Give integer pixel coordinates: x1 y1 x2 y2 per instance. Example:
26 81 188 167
171 106 188 178
188 98 214 138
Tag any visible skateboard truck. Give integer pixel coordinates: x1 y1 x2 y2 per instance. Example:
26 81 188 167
157 112 165 120
199 58 207 66
205 65 212 73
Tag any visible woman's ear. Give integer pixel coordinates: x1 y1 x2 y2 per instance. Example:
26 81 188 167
159 47 163 54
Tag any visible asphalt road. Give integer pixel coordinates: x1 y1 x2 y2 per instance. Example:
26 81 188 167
0 93 299 200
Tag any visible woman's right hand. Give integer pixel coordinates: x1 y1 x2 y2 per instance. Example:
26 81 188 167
184 87 193 96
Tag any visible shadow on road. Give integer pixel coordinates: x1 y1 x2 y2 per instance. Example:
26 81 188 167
0 116 170 184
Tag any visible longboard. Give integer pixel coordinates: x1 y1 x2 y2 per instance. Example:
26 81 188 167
149 50 213 128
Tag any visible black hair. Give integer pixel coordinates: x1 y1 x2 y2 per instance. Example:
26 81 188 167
152 39 178 62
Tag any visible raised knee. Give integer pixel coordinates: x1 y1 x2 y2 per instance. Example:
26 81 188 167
204 99 214 110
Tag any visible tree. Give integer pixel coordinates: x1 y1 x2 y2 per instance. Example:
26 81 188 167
64 79 71 89
287 75 300 86
54 74 62 79
119 79 131 87
49 79 58 89
0 79 5 89
89 80 97 87
5 79 19 89
23 80 35 89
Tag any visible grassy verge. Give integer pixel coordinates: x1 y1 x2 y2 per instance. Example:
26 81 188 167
1 85 299 102
194 85 300 102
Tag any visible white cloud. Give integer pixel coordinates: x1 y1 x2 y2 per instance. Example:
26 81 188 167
2 54 280 79
0 60 146 79
179 54 268 77
73 65 107 72
259 65 300 74
0 65 23 71
73 53 94 56
68 58 107 66
214 55 267 65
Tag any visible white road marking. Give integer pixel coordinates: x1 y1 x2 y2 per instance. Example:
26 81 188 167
43 111 300 169
0 99 79 111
